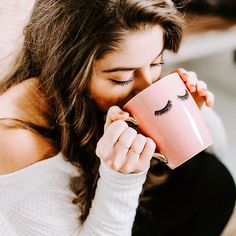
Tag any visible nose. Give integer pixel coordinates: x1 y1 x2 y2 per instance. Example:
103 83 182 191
133 69 153 94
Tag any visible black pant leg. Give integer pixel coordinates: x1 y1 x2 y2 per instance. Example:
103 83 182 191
132 152 236 236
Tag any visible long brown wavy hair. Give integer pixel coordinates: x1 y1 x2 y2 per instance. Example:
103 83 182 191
0 0 184 223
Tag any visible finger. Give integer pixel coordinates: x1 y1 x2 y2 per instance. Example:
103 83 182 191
192 93 205 108
176 68 189 82
118 149 140 173
130 134 147 155
129 138 155 173
111 141 130 171
112 127 138 170
118 127 137 148
177 68 198 93
185 71 198 93
96 120 128 159
103 120 128 146
122 134 148 172
118 134 147 173
196 80 208 96
104 106 129 131
139 138 156 163
206 90 215 107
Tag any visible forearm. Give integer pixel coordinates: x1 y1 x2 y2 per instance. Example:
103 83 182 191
78 161 147 236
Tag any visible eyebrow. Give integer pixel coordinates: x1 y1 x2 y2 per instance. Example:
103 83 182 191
102 49 164 73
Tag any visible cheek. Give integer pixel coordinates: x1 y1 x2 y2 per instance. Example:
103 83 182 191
91 89 124 111
94 95 115 111
89 78 134 111
152 67 162 82
93 89 133 112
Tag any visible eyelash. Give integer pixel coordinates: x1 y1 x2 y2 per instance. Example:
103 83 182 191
155 100 172 116
150 61 164 68
177 89 189 100
155 90 189 117
112 78 134 86
111 61 164 86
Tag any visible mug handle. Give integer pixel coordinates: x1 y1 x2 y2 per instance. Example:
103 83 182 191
125 117 168 164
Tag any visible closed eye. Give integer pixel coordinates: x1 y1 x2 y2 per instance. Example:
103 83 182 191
154 100 172 117
150 61 164 68
177 89 189 101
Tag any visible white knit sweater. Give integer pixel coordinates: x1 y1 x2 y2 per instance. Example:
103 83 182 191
0 153 147 236
0 107 227 236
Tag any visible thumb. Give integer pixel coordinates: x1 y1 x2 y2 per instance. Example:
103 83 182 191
104 106 129 131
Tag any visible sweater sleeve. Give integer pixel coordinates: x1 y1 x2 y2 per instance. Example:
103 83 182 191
0 214 18 236
200 106 228 159
77 161 148 236
0 156 147 236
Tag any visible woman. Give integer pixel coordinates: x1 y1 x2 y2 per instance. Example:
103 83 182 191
0 0 235 235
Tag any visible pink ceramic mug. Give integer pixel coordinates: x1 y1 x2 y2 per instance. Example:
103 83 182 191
123 72 213 169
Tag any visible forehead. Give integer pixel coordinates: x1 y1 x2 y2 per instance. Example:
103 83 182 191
95 25 164 69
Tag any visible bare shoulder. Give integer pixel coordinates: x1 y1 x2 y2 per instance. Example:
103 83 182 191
0 79 56 175
0 78 48 125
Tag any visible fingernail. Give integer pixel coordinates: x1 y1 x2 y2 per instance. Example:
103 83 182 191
126 117 139 126
118 111 129 116
206 100 213 107
199 89 207 96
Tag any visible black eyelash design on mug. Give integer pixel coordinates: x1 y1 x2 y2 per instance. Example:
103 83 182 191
177 89 189 101
154 100 172 117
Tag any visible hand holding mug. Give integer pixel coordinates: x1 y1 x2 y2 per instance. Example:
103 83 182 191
177 68 214 108
96 106 156 173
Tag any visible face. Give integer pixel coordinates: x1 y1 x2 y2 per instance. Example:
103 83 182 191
89 25 164 112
